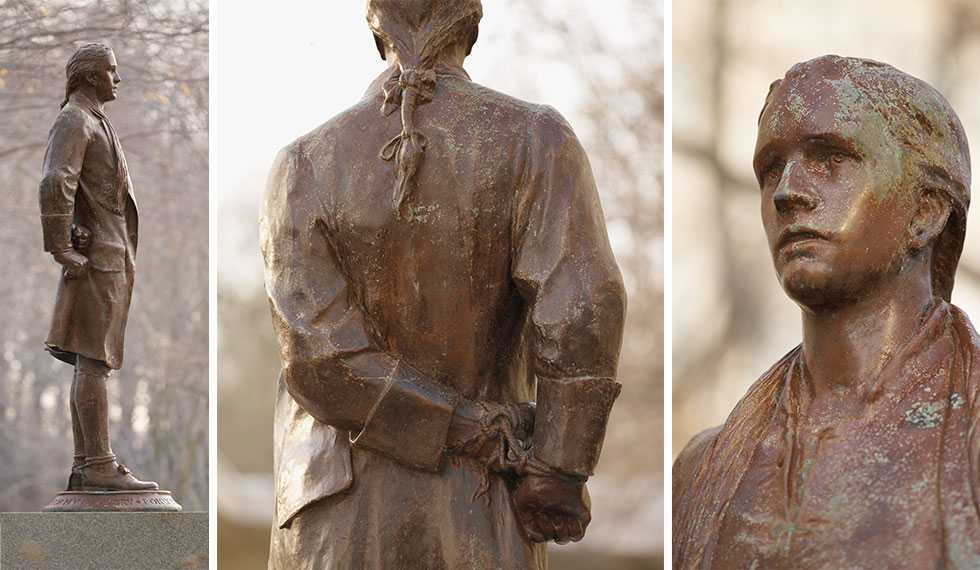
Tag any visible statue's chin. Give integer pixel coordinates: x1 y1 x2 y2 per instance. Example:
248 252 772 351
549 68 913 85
778 260 845 311
777 249 909 312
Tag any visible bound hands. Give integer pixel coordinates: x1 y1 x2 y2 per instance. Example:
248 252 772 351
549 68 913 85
446 400 535 473
446 399 592 544
53 249 89 279
513 472 590 544
53 225 92 279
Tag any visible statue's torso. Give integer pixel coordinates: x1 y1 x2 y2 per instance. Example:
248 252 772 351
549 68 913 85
267 68 601 570
48 99 138 269
715 323 970 569
298 72 556 402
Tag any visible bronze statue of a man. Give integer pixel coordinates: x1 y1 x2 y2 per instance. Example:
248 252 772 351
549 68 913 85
39 43 158 494
674 55 980 569
260 1 625 567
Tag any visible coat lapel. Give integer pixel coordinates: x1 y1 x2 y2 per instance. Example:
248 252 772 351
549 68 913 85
91 107 133 209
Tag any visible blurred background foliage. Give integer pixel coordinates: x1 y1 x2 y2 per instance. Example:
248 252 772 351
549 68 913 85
0 0 208 511
673 0 980 457
218 0 663 567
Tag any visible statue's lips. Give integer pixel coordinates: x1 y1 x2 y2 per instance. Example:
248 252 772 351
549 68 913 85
777 227 829 251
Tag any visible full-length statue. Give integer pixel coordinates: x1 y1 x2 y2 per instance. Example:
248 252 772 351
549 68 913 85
674 55 980 569
38 43 177 511
260 1 625 567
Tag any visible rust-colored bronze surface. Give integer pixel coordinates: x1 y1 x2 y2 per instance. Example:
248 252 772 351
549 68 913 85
43 490 181 513
40 48 138 371
38 43 174 510
260 2 625 568
674 55 980 569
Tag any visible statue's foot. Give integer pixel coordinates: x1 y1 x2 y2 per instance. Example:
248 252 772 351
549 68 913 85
75 455 159 492
66 471 83 491
66 455 86 491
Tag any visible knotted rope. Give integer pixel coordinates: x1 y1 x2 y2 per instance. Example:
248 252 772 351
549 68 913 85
447 401 557 502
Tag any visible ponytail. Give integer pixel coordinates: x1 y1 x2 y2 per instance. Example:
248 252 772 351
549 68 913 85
379 67 437 215
367 1 482 217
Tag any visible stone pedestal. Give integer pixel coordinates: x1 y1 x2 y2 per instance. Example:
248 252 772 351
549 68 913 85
0 512 208 569
42 490 181 512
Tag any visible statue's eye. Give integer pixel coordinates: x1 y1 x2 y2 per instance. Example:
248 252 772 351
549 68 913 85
764 159 786 182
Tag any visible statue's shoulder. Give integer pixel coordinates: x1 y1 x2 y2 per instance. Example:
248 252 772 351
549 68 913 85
673 425 722 489
672 424 721 503
283 98 378 161
459 79 551 113
266 98 384 204
464 80 578 137
51 102 94 135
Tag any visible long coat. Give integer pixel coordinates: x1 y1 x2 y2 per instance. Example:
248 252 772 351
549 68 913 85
39 91 138 370
261 64 626 569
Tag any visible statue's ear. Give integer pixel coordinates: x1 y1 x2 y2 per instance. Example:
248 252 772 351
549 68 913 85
909 188 951 253
373 33 386 61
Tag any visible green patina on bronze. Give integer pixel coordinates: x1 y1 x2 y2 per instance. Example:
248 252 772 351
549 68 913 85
262 2 625 568
758 55 971 301
675 56 980 570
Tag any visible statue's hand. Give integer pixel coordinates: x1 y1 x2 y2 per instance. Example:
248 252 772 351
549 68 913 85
513 473 591 544
70 224 92 252
446 400 535 472
53 249 89 279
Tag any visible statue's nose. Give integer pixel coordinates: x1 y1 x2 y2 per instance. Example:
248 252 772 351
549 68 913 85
773 160 819 214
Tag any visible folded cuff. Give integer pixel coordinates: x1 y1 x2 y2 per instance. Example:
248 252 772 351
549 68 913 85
351 360 457 472
531 376 622 477
41 214 73 253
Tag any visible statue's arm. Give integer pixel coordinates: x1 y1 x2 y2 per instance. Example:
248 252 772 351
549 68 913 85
512 107 626 479
260 143 456 473
509 107 626 543
39 108 89 255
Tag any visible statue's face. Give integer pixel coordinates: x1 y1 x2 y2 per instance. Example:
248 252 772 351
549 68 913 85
754 73 919 310
89 50 121 103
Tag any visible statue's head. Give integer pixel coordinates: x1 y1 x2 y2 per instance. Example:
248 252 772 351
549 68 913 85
366 0 482 66
63 42 120 108
754 55 970 309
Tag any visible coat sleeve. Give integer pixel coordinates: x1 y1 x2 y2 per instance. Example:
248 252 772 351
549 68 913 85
39 108 90 253
260 142 457 472
512 107 627 478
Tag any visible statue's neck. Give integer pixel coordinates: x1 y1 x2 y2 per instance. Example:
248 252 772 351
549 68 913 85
384 43 469 71
71 87 105 113
800 261 935 403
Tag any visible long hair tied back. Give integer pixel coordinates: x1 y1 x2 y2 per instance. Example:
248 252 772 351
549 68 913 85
62 42 113 108
367 0 482 216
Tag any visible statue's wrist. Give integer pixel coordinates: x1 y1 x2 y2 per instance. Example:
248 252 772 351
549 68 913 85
520 454 587 483
52 248 74 260
446 399 479 448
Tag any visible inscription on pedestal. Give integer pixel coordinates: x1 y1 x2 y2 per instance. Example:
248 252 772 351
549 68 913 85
43 490 182 512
